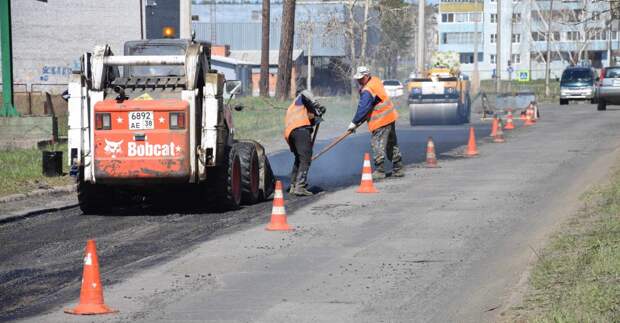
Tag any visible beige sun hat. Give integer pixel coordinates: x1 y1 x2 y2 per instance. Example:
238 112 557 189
353 66 370 80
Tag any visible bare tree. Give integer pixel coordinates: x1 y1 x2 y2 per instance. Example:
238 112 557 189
276 0 296 100
260 0 270 97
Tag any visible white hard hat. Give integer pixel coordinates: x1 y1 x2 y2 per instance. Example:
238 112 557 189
353 66 370 80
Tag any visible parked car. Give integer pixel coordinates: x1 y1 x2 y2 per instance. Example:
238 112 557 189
383 79 404 98
596 66 620 111
559 66 596 105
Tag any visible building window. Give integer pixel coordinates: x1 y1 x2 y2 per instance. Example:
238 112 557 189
531 32 542 41
512 33 521 43
455 13 467 23
511 54 521 64
442 13 454 23
441 32 481 44
490 54 496 64
566 31 581 41
490 33 497 43
512 13 521 23
460 53 474 64
591 29 607 40
592 11 601 21
470 12 482 22
459 52 486 63
490 13 497 23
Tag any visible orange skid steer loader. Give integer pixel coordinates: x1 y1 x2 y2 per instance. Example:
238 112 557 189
67 39 274 213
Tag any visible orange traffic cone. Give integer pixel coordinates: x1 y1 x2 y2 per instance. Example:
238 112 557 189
464 127 479 157
65 240 117 315
425 137 439 168
266 181 293 231
524 108 535 126
494 119 506 143
490 117 498 137
357 153 379 193
504 110 515 130
520 111 526 121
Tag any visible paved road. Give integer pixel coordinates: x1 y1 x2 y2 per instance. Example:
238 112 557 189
0 115 488 322
4 103 620 322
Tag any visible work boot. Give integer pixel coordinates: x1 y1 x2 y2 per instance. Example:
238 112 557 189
293 186 313 196
288 168 298 194
372 170 386 181
372 164 386 181
392 162 405 178
392 168 405 178
293 171 313 196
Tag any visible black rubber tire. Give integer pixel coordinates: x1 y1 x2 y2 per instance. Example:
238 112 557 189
77 168 110 215
598 100 607 111
260 155 275 200
215 144 242 209
237 142 260 205
560 99 568 105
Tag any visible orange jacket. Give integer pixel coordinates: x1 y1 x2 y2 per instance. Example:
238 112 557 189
284 100 311 142
361 77 398 131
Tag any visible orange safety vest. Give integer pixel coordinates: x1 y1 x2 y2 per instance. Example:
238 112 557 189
361 77 399 132
284 101 311 142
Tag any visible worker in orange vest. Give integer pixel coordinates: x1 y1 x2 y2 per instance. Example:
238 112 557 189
284 90 326 196
348 66 403 180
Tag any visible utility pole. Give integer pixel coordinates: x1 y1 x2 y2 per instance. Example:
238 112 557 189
472 2 480 95
608 19 612 66
496 0 502 94
508 3 514 94
307 16 313 92
180 0 191 39
260 0 270 97
417 0 425 74
545 0 554 97
1 0 17 117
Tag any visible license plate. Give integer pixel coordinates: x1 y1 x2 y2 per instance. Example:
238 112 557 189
128 111 154 130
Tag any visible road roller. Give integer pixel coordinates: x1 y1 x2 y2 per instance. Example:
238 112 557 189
408 67 471 126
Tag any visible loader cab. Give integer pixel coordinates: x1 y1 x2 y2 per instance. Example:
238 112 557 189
122 39 212 79
89 39 222 182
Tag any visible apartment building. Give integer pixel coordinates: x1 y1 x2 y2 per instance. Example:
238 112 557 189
437 0 619 80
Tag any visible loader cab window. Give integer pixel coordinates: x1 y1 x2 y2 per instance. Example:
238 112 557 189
124 43 186 77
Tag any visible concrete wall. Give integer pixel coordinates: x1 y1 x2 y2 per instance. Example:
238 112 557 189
0 0 142 94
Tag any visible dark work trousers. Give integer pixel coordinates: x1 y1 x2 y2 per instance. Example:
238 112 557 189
288 127 313 186
370 122 402 172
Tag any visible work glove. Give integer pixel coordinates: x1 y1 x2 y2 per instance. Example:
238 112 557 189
347 122 357 133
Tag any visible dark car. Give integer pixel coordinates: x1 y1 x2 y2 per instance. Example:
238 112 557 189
559 67 596 105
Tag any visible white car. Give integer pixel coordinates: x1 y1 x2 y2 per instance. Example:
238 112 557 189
383 79 404 98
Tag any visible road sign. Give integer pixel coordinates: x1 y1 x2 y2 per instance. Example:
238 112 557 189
517 70 530 82
507 66 514 74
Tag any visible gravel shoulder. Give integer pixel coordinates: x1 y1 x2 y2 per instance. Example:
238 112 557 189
20 104 620 323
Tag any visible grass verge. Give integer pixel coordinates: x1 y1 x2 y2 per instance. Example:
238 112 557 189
0 143 73 197
231 95 409 144
506 167 620 322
